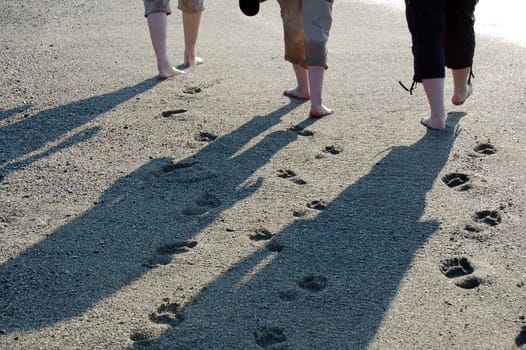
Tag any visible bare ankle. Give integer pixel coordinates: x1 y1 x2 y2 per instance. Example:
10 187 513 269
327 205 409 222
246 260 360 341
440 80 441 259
309 105 333 118
284 87 310 100
452 84 473 106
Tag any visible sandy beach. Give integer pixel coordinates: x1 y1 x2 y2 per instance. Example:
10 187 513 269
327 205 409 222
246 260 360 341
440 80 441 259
1 0 525 349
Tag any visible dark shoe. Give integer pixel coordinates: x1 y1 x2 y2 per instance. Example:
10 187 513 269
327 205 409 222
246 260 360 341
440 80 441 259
239 0 260 16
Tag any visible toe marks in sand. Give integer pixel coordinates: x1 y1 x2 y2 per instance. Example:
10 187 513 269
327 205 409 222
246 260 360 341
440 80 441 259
261 275 328 347
277 169 307 185
440 257 483 289
323 145 343 155
254 326 287 348
146 240 198 268
149 299 185 326
249 228 284 252
183 86 202 95
249 228 273 241
440 257 474 278
297 275 328 292
307 200 328 211
442 172 471 190
473 210 501 227
195 131 217 142
288 125 314 137
130 298 185 343
474 143 497 156
277 169 296 179
182 192 221 216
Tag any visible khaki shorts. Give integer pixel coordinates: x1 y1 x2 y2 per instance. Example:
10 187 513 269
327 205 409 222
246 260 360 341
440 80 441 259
143 0 205 17
277 0 333 68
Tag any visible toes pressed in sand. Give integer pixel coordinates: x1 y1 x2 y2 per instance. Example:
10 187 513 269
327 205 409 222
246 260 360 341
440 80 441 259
452 84 473 106
420 116 446 130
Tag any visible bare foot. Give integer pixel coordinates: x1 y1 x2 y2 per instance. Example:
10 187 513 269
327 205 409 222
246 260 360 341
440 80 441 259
184 56 204 67
159 65 185 79
452 84 473 106
420 116 446 130
309 105 333 118
283 87 310 100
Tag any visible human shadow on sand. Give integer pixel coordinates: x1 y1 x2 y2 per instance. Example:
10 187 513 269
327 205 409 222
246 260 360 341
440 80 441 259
128 113 466 349
0 105 32 122
0 100 312 332
0 78 159 176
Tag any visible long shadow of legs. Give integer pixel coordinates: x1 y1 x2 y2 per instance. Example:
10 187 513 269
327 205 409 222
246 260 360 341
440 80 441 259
128 113 466 349
0 100 313 332
0 78 160 175
0 105 32 122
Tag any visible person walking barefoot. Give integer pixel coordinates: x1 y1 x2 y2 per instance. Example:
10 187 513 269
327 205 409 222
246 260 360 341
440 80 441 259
404 0 477 130
278 0 334 118
143 0 205 79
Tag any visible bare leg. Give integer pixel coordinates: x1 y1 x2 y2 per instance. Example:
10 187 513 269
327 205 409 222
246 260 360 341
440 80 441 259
182 11 204 66
421 78 446 130
284 63 310 100
451 67 472 105
147 12 184 78
308 66 333 118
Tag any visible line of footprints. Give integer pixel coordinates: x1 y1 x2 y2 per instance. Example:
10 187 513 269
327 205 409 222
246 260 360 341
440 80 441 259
131 122 335 348
439 142 500 290
132 130 526 348
440 142 526 348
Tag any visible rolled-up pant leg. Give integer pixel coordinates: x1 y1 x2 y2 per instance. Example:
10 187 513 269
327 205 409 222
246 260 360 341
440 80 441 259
405 0 446 82
144 0 172 17
444 0 477 69
301 0 333 68
277 0 304 65
177 0 205 13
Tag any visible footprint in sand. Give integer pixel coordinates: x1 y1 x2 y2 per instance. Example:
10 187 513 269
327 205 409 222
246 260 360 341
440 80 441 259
254 326 286 348
130 325 160 342
442 172 471 191
249 228 274 241
473 210 501 227
277 169 296 179
323 145 343 155
149 298 185 326
307 200 328 211
161 109 187 118
157 240 198 254
440 257 474 278
161 160 198 173
183 85 202 94
182 192 221 216
461 224 493 243
266 240 284 252
146 240 198 268
277 169 307 185
288 125 314 137
278 289 300 301
474 143 497 155
297 275 328 292
439 257 483 289
292 209 307 218
195 131 217 142
464 224 482 233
